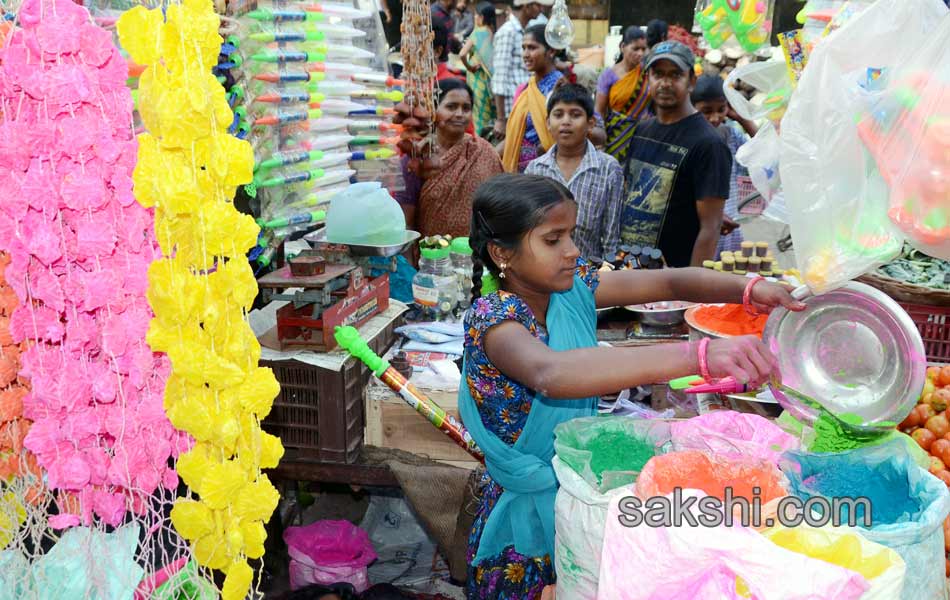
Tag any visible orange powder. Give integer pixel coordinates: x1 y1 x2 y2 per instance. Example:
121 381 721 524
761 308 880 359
692 304 769 337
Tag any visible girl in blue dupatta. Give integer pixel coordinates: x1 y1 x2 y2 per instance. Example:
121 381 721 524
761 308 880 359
460 174 804 599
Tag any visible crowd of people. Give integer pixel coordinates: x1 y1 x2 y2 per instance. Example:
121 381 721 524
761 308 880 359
397 4 759 270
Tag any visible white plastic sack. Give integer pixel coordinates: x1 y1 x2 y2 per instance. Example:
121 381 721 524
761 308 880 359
736 122 782 203
596 489 871 600
552 456 632 600
779 0 948 293
724 59 791 124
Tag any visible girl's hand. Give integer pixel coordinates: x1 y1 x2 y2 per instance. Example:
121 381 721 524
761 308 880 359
706 336 778 388
750 280 806 314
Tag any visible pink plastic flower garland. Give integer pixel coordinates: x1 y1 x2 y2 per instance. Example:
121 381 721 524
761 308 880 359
0 0 184 528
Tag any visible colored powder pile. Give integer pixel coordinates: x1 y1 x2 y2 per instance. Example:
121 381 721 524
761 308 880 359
692 304 769 337
811 412 890 453
804 459 919 527
587 430 657 484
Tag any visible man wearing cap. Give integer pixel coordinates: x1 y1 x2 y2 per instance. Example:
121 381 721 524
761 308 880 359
619 40 732 268
490 0 552 140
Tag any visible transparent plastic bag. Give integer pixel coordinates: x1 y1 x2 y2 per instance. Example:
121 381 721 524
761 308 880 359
324 181 406 245
778 0 948 293
724 60 792 125
780 440 950 600
553 416 671 495
762 524 906 600
736 122 783 202
856 20 950 260
597 488 870 600
670 411 800 464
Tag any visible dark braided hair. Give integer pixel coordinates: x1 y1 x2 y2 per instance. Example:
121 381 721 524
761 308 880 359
469 174 575 303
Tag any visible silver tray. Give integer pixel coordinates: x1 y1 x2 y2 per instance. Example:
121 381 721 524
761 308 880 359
303 228 420 257
763 282 926 427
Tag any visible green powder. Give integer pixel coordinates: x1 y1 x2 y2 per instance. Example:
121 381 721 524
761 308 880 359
811 411 889 453
587 430 656 484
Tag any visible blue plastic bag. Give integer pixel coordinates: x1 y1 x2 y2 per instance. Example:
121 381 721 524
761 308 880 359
780 440 950 600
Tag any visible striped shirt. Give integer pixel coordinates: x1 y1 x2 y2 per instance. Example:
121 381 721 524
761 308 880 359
491 15 530 117
527 140 624 260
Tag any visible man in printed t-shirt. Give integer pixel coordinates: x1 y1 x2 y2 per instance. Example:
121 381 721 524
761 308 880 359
620 41 733 268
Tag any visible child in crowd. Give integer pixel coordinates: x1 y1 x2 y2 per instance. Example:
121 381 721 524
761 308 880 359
461 173 803 599
525 84 623 262
691 74 759 258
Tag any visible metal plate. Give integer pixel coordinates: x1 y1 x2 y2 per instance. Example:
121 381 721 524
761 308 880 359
303 228 421 257
762 282 926 427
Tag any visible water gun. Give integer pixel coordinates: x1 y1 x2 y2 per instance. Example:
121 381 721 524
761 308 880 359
300 3 372 20
257 210 327 230
256 148 395 172
695 0 772 53
247 24 363 44
253 109 403 134
857 73 950 246
306 79 405 100
795 0 837 24
334 326 485 462
255 167 355 190
254 84 403 106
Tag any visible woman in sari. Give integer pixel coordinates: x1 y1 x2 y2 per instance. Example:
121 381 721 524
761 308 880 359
459 2 497 137
499 24 563 173
396 78 503 238
594 26 650 162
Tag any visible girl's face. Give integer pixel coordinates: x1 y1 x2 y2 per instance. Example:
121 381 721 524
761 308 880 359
621 38 648 67
499 200 581 294
475 12 483 26
435 89 473 136
522 33 554 74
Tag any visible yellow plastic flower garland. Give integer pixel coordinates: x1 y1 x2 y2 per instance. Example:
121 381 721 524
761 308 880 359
117 2 284 598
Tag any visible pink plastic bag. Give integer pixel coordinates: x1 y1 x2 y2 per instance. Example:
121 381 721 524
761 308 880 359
670 411 800 464
283 520 377 592
597 489 871 600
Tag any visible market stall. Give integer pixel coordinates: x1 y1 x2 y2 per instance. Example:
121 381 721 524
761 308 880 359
0 0 949 597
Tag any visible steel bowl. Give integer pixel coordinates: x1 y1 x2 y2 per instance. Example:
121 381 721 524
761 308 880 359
304 228 421 257
762 282 926 428
625 302 696 327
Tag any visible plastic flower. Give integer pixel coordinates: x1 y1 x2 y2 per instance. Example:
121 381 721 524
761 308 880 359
0 0 179 531
118 0 284 596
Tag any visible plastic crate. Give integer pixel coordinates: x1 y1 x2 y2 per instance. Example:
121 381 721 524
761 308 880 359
899 302 950 364
260 316 401 463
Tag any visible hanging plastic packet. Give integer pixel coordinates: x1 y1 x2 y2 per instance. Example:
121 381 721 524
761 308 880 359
694 0 775 54
856 22 950 259
779 0 946 293
778 30 809 87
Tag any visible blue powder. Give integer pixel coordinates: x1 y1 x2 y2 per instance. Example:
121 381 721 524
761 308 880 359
797 460 920 527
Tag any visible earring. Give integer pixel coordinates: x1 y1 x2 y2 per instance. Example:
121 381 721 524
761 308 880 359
499 263 507 279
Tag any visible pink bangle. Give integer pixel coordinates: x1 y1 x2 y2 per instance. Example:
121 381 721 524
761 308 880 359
697 338 713 381
743 276 766 315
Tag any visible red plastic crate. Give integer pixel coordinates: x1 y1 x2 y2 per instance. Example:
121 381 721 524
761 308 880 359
899 303 950 364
